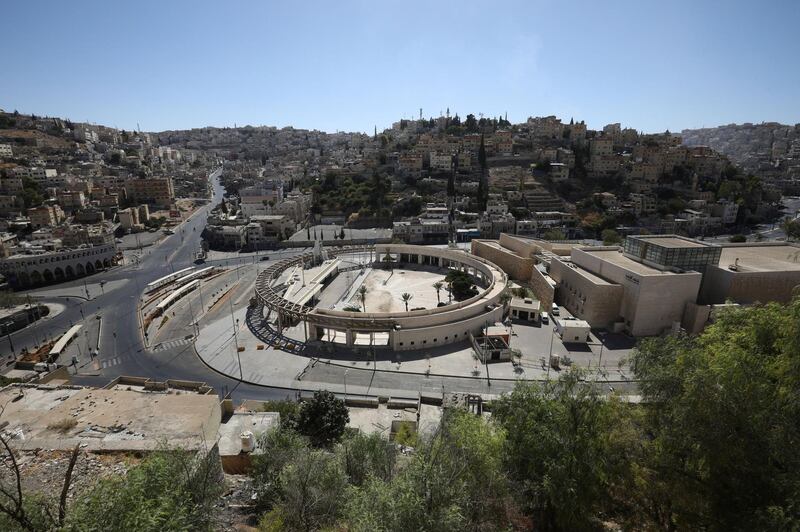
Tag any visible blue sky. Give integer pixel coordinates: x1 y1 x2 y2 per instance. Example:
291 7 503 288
2 0 798 133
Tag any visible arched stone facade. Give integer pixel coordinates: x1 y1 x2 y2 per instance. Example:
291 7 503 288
0 244 118 288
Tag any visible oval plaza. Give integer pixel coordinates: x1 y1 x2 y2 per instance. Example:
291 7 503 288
254 244 508 351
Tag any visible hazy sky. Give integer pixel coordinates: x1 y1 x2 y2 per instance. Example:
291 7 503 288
2 0 798 133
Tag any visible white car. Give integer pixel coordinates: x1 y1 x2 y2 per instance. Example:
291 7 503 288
551 303 560 316
541 312 549 324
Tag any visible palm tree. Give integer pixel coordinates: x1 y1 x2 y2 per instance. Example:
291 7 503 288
401 292 413 312
499 290 512 306
433 281 443 303
358 285 368 312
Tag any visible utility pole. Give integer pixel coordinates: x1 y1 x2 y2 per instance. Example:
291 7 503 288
228 295 243 381
546 324 555 379
1 323 15 358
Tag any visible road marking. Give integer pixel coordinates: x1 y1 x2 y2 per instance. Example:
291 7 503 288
152 338 193 351
101 356 123 369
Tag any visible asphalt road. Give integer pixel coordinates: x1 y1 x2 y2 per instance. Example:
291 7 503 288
3 168 295 401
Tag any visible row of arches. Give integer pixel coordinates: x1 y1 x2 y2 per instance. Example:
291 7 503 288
12 259 112 288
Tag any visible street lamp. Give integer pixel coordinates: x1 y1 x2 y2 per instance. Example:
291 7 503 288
546 324 555 379
344 369 349 403
1 322 15 358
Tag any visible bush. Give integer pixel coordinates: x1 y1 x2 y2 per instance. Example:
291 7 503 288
66 449 222 532
729 234 747 243
296 390 349 448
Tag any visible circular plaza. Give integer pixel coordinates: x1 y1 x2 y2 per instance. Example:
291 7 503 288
253 244 509 351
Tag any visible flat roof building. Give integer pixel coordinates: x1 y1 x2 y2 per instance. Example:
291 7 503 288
622 234 722 273
699 243 800 304
550 245 703 336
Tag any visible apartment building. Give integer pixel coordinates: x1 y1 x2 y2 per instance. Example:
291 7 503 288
124 177 175 207
590 137 613 157
28 205 65 229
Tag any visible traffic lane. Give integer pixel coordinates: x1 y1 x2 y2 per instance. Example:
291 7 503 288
88 342 294 402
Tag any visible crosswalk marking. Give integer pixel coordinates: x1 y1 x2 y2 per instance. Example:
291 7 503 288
152 338 194 351
101 356 123 369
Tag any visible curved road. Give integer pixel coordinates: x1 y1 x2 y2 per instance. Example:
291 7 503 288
5 168 295 401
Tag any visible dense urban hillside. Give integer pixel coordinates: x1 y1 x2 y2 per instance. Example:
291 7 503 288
682 122 800 180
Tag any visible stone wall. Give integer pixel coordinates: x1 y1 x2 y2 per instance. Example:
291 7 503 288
529 265 555 310
471 239 534 281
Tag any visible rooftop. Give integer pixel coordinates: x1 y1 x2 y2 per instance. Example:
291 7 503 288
586 249 680 276
0 384 221 452
718 244 800 272
629 235 710 249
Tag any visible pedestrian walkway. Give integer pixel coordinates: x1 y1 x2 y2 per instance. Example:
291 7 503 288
101 355 127 369
153 338 194 351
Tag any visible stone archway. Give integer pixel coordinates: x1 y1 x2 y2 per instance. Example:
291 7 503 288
65 265 75 278
42 269 54 283
76 263 85 276
86 262 95 274
103 259 111 268
30 270 42 284
54 267 64 281
95 260 102 271
16 272 30 287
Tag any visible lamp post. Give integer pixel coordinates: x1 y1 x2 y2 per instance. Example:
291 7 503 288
344 369 349 403
1 322 15 358
546 324 555 379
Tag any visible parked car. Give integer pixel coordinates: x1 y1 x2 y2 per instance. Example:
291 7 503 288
551 303 560 316
541 312 549 324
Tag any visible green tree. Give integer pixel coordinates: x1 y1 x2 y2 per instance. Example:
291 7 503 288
493 372 627 530
601 228 622 245
66 449 222 532
465 113 478 133
433 281 443 304
274 448 347 531
296 390 349 448
400 292 413 312
630 300 800 530
252 428 309 513
542 228 566 241
344 410 512 531
444 270 478 300
19 177 42 209
337 431 396 487
781 218 800 240
358 285 367 312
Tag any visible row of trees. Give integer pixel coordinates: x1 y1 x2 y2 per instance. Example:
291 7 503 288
3 299 800 530
254 293 800 530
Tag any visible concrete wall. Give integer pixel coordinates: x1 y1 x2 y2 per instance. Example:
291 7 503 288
700 266 800 304
392 305 504 351
529 265 555 310
498 233 537 257
682 302 712 334
550 259 623 328
471 239 534 281
558 248 702 336
630 273 702 336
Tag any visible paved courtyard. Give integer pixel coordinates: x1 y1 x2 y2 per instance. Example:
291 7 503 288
353 268 450 313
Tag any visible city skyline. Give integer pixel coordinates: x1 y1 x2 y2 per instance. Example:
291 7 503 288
2 0 799 134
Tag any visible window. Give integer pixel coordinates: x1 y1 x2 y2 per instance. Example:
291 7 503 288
399 342 403 346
